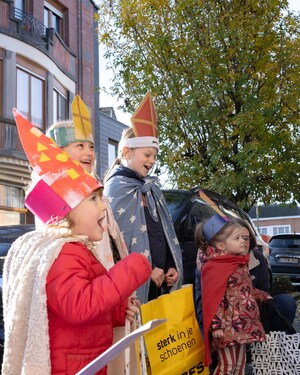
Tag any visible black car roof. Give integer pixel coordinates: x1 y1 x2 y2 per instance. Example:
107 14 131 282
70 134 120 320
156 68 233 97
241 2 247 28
163 187 247 215
0 225 35 243
162 187 258 235
163 187 239 207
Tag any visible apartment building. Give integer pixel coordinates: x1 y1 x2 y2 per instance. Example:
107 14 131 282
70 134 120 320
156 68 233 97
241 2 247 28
248 205 300 236
0 0 99 224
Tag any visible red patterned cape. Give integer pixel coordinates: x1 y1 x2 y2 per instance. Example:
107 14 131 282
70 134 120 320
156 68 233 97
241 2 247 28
202 254 250 366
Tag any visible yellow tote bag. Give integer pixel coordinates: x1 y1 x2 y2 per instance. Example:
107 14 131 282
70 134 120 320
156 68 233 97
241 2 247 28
140 285 209 375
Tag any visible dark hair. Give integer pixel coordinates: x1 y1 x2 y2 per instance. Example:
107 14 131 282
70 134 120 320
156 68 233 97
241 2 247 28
235 217 257 251
194 220 242 255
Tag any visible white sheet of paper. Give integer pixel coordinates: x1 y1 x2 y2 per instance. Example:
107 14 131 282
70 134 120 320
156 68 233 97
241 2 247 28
76 318 166 375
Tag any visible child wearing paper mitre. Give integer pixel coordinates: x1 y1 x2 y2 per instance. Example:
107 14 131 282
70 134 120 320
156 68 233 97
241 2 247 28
104 92 183 304
195 214 270 375
2 111 151 375
44 94 128 269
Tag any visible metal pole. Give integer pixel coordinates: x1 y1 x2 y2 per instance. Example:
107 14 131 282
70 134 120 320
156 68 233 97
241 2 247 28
256 205 260 232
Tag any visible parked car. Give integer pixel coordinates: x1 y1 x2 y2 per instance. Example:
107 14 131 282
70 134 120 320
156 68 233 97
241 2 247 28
162 187 266 285
0 224 35 366
268 233 300 286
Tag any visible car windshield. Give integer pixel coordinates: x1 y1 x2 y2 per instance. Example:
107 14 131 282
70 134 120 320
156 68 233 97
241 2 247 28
270 237 300 248
163 190 188 219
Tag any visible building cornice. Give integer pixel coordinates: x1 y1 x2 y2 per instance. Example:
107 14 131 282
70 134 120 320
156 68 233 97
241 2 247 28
0 34 76 92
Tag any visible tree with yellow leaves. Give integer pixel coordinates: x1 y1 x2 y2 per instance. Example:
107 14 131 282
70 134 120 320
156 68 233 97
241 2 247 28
97 0 300 210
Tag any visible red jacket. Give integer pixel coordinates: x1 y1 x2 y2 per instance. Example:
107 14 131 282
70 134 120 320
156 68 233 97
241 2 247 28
46 242 151 375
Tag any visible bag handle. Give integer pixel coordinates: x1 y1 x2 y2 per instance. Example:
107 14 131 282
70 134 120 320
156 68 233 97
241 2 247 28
264 298 296 334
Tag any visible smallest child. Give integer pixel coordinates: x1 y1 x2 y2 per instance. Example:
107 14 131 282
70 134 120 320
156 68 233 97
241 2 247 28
195 214 270 375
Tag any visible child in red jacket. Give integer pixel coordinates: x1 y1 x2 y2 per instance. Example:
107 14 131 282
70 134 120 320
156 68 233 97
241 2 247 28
2 111 151 375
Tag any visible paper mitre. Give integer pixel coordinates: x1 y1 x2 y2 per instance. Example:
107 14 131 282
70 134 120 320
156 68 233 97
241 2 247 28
120 91 159 151
71 94 94 142
131 91 158 138
47 94 94 147
13 109 102 224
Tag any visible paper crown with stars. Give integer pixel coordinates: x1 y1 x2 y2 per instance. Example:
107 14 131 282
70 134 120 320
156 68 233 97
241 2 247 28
47 94 94 148
13 109 102 224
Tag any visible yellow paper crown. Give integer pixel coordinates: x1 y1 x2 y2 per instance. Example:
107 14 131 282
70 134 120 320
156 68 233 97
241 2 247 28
71 94 94 142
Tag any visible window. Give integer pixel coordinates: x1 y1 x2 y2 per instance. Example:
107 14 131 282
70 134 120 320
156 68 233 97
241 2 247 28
14 0 25 20
44 1 64 39
269 235 300 248
273 226 291 235
259 227 268 235
53 89 67 122
17 68 44 128
185 199 215 239
15 0 25 11
0 56 3 116
108 140 118 167
0 185 24 209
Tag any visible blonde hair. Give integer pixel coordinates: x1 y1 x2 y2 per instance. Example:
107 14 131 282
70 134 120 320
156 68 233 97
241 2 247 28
46 187 103 248
46 120 98 178
46 120 74 135
104 127 135 183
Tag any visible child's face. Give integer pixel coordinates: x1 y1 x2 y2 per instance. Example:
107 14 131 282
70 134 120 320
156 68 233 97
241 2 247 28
124 147 158 177
68 190 106 241
217 227 246 255
63 142 95 173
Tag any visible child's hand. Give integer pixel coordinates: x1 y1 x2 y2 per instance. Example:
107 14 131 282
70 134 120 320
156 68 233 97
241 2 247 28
165 268 179 286
151 267 165 287
212 329 224 339
126 296 140 323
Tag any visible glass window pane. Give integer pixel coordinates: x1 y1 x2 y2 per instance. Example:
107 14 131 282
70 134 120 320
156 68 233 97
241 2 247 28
259 228 267 235
44 8 49 28
58 94 67 120
53 90 58 122
53 90 67 122
108 142 117 167
31 76 43 128
52 14 60 33
15 0 25 11
17 69 29 119
15 0 25 19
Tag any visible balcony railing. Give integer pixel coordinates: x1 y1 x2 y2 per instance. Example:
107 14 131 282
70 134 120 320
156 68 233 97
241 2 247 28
14 6 47 39
0 118 25 155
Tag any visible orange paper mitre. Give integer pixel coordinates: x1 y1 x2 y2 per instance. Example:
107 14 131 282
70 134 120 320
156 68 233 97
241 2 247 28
13 109 102 223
